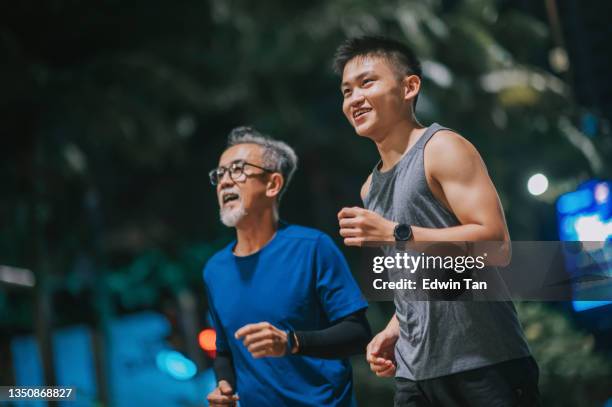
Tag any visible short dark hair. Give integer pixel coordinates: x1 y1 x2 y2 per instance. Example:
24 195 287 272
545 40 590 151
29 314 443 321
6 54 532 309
333 35 422 78
333 36 422 108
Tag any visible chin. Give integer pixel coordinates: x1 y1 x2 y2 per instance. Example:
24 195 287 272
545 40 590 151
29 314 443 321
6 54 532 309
354 124 376 139
220 205 247 227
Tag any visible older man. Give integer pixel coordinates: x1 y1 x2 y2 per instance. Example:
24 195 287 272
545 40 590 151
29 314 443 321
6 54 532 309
203 126 370 407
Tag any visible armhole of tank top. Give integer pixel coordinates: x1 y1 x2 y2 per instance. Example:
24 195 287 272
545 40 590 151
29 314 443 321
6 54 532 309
361 172 374 203
420 129 459 219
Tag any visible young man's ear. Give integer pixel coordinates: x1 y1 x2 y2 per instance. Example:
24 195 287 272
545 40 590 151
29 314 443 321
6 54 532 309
266 173 284 199
403 74 421 102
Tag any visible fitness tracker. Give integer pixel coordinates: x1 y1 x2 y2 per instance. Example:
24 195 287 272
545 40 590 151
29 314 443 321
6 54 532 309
286 330 298 354
394 223 413 241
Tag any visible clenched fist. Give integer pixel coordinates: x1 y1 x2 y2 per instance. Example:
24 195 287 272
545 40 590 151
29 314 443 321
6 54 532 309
207 380 239 406
338 206 396 246
235 322 295 358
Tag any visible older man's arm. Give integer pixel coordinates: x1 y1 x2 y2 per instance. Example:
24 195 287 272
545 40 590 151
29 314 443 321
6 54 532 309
235 308 371 359
295 308 371 359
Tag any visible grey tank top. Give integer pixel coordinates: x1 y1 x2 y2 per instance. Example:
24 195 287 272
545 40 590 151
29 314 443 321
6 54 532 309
363 123 531 380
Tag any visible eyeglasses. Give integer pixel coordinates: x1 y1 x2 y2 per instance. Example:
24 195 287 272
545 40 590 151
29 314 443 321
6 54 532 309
209 160 275 186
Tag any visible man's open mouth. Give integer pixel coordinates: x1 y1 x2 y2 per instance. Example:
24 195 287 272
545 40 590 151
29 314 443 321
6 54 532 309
353 108 372 119
222 193 239 204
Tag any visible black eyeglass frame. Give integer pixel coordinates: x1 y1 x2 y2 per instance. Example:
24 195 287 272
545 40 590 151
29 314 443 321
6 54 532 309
208 160 275 186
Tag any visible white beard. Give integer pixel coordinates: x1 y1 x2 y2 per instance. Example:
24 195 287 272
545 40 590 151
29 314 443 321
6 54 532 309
220 203 247 227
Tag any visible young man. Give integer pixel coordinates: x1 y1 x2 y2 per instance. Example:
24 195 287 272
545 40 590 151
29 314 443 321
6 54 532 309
334 36 540 406
203 126 370 407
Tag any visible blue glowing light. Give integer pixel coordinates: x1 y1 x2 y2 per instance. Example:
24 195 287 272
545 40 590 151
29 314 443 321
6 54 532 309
156 350 197 380
572 300 612 312
557 180 611 242
574 214 612 241
557 180 612 312
557 189 593 215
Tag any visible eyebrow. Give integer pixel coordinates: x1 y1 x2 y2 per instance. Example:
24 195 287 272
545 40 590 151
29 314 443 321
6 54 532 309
340 71 373 90
218 159 246 168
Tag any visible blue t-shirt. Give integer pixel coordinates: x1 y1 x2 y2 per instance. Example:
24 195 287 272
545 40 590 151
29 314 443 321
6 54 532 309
203 223 367 407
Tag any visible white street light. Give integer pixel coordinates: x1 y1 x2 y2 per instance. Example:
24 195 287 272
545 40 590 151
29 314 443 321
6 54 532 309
527 173 549 196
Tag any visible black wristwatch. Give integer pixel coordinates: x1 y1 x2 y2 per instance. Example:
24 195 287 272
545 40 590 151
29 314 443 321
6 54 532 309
394 223 413 241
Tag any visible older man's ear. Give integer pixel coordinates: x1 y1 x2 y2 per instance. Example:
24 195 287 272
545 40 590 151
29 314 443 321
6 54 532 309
266 173 284 199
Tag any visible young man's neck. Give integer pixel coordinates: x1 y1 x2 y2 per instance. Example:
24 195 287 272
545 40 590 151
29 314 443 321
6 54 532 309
374 117 425 172
233 208 278 256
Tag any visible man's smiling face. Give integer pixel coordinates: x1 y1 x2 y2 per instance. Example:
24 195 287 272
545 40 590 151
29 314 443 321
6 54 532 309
341 56 412 140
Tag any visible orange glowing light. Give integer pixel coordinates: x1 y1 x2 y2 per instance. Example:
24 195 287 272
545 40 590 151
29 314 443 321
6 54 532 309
198 328 217 351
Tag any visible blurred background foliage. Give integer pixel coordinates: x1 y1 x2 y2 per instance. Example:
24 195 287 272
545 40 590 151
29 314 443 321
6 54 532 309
1 0 611 405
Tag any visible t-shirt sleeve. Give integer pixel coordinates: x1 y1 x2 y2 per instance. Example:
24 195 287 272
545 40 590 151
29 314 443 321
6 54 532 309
315 233 368 323
204 269 230 353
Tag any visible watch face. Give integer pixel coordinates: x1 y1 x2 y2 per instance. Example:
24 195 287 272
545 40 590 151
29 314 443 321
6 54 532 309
395 224 412 241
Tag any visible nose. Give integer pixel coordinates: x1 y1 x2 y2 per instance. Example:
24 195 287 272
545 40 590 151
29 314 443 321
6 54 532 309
347 88 365 108
217 170 234 189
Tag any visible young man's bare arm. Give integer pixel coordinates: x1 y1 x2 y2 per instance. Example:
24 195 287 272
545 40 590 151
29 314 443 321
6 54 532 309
413 130 510 242
339 131 509 245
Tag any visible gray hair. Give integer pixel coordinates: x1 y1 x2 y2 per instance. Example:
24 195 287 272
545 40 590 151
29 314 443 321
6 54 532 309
226 126 298 200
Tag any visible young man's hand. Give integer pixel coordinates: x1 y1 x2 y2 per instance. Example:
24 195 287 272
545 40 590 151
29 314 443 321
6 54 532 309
207 380 239 406
367 314 400 378
235 322 292 358
338 206 397 246
367 328 398 377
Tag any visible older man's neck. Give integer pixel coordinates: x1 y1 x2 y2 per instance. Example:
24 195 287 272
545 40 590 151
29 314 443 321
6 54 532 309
234 209 278 256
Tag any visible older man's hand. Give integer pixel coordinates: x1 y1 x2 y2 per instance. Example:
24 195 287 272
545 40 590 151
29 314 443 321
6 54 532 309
235 322 290 358
207 380 239 406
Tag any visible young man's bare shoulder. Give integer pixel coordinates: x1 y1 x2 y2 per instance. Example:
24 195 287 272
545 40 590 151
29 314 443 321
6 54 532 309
426 129 481 161
427 129 476 152
425 129 484 177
